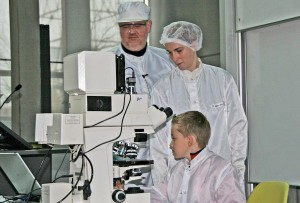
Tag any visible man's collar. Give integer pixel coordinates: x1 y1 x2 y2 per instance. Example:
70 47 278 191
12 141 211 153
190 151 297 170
121 43 147 57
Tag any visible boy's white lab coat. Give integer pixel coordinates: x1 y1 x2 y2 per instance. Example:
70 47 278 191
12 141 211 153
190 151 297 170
151 148 246 203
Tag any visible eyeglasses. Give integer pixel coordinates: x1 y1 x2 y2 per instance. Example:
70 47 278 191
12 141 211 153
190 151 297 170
119 21 148 31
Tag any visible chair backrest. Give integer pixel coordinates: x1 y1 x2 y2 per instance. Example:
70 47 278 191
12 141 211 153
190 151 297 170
247 181 289 203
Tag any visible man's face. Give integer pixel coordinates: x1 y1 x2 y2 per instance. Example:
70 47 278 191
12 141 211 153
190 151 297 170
119 20 152 51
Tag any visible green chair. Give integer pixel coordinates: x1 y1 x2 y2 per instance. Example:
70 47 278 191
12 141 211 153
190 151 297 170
247 181 289 203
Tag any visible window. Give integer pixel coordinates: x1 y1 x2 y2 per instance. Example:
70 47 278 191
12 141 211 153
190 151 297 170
0 0 12 126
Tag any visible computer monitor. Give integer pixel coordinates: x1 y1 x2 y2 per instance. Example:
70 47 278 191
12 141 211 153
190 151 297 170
0 153 41 196
0 121 32 150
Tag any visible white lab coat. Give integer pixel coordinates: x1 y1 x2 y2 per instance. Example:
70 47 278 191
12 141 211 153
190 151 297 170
151 148 246 203
112 44 174 97
150 63 248 186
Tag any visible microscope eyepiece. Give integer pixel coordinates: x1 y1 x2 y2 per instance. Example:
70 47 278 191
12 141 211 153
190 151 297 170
163 107 173 118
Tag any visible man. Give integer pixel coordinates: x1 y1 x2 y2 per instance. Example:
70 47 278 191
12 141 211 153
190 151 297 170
112 1 175 186
112 1 174 96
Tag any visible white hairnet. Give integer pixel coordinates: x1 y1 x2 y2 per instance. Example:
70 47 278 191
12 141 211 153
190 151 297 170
117 1 150 23
160 21 203 51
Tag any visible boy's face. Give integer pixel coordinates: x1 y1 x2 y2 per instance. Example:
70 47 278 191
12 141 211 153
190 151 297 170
170 124 190 159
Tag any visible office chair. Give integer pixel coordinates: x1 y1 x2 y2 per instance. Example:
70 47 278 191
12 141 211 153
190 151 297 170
247 181 289 203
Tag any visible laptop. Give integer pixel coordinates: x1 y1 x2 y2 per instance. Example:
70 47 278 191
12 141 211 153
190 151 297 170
0 153 41 196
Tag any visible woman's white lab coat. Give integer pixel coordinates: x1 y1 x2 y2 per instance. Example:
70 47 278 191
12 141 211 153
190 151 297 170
150 63 248 186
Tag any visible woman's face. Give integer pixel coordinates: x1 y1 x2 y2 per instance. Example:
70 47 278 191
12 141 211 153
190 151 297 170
165 42 199 71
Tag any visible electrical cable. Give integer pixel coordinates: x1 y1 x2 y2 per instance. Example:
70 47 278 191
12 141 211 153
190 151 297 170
0 84 22 110
3 188 42 203
70 145 82 162
125 67 134 74
54 148 70 181
76 153 94 199
66 93 131 200
0 196 11 203
26 147 52 203
52 175 73 183
81 153 94 186
84 93 131 154
84 92 127 128
142 73 151 99
125 67 136 94
55 76 132 200
57 153 84 203
64 91 132 200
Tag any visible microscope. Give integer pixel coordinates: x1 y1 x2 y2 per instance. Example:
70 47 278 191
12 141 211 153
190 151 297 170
35 51 172 203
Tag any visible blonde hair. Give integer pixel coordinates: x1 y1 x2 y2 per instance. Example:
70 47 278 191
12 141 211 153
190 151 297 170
172 111 210 147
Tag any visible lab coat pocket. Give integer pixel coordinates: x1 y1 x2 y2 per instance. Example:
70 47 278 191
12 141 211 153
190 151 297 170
202 101 226 122
210 102 225 110
201 101 225 114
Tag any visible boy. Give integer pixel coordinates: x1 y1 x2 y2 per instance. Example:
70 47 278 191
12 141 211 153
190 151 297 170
151 111 246 203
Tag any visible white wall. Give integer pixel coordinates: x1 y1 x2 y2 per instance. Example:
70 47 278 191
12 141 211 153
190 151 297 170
236 0 300 188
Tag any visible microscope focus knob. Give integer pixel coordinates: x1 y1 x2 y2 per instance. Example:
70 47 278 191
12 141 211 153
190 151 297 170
112 189 126 203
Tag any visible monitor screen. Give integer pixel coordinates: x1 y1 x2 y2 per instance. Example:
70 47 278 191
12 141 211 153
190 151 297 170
0 121 32 150
0 153 41 196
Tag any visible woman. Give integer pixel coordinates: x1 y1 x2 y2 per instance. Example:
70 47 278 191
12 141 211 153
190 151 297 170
150 21 248 188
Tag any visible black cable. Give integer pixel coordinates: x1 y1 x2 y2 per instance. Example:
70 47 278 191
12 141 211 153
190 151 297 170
57 153 84 203
77 153 94 200
70 153 80 162
26 147 52 203
54 148 70 180
77 94 131 199
0 84 22 110
57 89 131 201
2 187 42 203
84 93 131 154
84 92 127 128
142 73 151 98
81 153 94 186
125 67 135 79
52 174 73 183
0 195 29 203
0 197 10 203
70 145 82 162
